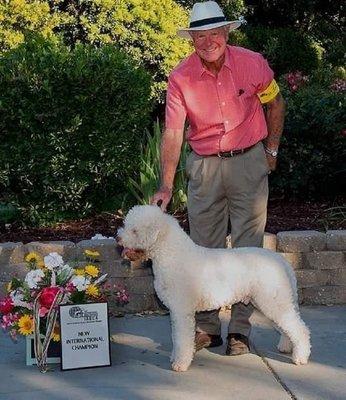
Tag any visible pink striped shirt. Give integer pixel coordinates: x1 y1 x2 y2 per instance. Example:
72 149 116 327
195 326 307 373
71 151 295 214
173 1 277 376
165 45 274 155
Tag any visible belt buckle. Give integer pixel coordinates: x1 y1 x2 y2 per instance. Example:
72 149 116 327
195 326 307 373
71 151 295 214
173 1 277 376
217 151 233 158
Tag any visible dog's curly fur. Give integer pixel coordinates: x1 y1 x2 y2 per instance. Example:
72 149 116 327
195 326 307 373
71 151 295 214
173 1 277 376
117 205 311 372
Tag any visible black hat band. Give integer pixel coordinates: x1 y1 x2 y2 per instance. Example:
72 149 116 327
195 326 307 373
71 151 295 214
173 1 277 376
189 16 227 28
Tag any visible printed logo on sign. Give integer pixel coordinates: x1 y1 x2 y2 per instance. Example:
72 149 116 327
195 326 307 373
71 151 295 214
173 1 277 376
69 306 98 321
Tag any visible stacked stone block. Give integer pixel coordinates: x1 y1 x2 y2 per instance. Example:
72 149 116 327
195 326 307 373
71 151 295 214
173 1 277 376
0 239 161 314
1 230 345 312
277 231 346 305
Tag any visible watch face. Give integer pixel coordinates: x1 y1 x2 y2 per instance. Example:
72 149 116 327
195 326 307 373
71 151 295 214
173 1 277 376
272 151 278 157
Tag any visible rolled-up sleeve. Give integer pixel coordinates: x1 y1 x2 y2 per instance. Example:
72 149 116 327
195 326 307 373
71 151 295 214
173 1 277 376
253 54 274 94
165 73 187 130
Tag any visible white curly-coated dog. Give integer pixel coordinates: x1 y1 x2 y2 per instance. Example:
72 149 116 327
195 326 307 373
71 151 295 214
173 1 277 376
117 205 311 372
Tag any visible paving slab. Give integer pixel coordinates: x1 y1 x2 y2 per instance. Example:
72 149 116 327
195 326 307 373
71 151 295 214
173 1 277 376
0 313 288 400
0 306 344 400
250 306 346 400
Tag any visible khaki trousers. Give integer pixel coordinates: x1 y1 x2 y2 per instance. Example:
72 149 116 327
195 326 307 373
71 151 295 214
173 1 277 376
186 142 269 337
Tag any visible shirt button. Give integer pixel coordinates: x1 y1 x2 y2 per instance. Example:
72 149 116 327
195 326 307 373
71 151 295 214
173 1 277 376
221 102 225 106
225 120 229 124
218 82 222 86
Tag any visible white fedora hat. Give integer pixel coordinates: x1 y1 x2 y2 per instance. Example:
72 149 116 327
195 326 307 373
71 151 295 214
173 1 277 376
178 1 241 39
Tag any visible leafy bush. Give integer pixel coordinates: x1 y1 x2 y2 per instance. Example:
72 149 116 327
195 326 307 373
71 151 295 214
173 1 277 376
0 203 20 224
1 1 191 103
178 0 246 19
127 121 188 213
55 0 192 102
0 35 152 223
229 26 320 76
270 73 346 197
0 0 69 53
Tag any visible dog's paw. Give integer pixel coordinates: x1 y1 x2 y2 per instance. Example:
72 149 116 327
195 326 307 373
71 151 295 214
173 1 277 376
171 360 190 372
292 354 309 365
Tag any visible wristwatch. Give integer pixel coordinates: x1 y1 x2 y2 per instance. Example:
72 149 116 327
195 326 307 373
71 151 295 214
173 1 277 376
264 146 278 158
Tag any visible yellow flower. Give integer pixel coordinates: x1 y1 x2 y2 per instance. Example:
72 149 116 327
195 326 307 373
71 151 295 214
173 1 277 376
74 268 85 276
84 249 100 258
52 324 60 342
52 332 60 342
25 252 42 264
85 264 99 278
18 315 34 336
86 284 99 298
37 260 46 269
6 281 12 293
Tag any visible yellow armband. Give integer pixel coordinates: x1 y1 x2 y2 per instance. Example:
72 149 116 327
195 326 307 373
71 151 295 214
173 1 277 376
257 79 280 104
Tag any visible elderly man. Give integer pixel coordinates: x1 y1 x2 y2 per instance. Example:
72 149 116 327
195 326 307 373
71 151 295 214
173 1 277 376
151 1 285 356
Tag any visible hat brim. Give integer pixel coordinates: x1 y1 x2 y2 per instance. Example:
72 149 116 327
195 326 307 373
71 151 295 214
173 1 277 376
177 20 241 39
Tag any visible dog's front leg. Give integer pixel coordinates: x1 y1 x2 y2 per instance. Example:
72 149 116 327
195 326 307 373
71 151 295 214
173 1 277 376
170 310 195 372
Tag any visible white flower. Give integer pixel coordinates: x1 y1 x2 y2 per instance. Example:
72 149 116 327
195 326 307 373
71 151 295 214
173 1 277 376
71 276 90 291
44 252 64 270
25 269 45 289
10 290 32 310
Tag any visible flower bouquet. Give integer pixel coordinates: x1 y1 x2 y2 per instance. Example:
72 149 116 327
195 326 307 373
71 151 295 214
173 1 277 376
0 249 128 372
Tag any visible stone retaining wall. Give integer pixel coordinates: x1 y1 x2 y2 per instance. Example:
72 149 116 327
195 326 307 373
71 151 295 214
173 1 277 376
1 230 345 313
263 230 346 306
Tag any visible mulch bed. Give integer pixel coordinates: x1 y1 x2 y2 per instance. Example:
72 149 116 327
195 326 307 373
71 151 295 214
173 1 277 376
0 197 344 244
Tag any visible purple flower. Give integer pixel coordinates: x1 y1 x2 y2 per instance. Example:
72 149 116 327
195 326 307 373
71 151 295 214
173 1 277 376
330 78 346 93
284 71 309 92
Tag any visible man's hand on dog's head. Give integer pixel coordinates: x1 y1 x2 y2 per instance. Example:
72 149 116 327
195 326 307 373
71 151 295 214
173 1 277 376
150 186 172 211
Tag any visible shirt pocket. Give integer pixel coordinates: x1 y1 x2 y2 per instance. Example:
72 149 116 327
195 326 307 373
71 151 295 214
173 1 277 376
236 84 256 106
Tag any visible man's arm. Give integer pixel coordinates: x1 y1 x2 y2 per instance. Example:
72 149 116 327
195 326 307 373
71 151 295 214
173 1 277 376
263 92 286 171
151 128 184 211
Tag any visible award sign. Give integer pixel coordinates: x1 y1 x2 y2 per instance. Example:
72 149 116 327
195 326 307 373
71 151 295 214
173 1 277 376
59 302 111 370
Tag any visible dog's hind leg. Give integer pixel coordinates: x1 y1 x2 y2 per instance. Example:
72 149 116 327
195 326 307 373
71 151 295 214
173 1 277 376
277 332 293 354
170 310 195 372
270 307 311 365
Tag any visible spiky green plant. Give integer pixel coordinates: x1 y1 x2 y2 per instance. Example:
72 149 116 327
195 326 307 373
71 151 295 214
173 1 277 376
127 121 189 212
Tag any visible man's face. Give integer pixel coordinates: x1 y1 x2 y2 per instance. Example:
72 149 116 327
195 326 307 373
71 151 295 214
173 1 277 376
191 27 228 63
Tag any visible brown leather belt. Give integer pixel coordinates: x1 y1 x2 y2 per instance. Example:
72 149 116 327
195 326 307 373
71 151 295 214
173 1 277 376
211 143 257 158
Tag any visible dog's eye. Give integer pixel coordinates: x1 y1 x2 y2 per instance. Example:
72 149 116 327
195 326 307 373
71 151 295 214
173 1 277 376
132 229 138 235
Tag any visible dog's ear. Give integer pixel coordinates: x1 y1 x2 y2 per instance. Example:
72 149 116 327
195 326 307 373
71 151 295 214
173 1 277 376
151 211 170 243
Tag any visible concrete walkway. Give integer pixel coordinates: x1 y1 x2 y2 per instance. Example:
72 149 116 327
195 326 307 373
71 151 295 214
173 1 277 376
0 306 345 400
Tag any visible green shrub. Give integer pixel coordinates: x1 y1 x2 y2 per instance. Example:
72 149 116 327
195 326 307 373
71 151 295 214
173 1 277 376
0 0 69 53
178 0 246 19
55 0 192 102
0 34 152 224
1 1 192 103
243 0 344 68
229 26 320 76
270 75 346 197
0 203 20 224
